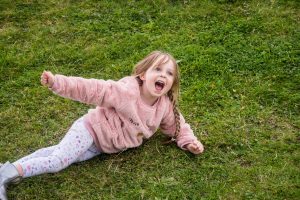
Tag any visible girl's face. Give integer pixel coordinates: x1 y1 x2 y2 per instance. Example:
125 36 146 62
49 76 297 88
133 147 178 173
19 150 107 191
140 58 175 99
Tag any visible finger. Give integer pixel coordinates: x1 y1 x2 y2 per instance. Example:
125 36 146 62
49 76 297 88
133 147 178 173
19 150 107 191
194 148 202 154
41 80 46 86
41 74 47 81
190 148 201 154
187 144 198 152
190 143 203 154
41 77 48 85
43 71 49 78
194 141 204 153
199 145 204 152
41 77 47 82
199 144 204 153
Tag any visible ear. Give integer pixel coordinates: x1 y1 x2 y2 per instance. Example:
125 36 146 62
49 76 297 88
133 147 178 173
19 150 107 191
140 73 145 80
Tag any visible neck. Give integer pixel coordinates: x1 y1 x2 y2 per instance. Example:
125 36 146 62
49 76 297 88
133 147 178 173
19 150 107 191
140 86 158 106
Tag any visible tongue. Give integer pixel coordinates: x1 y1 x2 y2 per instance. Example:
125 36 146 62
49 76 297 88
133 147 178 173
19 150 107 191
155 84 163 91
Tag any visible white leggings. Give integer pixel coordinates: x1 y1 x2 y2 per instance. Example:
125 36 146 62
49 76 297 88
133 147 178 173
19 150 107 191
13 118 101 178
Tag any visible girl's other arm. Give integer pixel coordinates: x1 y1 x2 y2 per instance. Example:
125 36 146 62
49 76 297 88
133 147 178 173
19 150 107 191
160 104 204 154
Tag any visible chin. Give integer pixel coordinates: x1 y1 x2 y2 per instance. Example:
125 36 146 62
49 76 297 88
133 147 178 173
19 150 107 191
152 91 167 97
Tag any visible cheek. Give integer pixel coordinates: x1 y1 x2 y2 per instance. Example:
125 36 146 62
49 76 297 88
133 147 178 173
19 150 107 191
169 77 175 85
145 79 154 88
166 81 173 90
168 80 175 90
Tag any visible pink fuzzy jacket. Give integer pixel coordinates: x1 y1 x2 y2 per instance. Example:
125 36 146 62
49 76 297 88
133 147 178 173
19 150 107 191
50 75 198 153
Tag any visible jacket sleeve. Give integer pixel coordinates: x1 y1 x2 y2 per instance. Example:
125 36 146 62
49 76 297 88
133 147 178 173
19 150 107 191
160 102 198 150
50 74 129 108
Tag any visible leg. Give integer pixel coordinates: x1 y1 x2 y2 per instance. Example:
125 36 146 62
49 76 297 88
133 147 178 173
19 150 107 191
75 143 101 162
14 118 97 178
15 143 101 166
14 145 57 164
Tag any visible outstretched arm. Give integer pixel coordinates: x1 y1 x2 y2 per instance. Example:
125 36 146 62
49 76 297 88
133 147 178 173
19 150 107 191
40 71 128 108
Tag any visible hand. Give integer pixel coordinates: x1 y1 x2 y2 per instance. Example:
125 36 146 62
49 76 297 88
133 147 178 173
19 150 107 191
186 140 204 154
41 71 54 87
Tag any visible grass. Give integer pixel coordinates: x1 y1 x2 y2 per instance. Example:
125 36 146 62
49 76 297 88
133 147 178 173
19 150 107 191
0 0 299 199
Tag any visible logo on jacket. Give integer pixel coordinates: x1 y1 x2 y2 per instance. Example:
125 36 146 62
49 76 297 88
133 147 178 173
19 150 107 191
129 118 139 126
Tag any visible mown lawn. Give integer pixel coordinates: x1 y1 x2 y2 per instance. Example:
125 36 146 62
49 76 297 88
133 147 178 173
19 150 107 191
0 0 299 199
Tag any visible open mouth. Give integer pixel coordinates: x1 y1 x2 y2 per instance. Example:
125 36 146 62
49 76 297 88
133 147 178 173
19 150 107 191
155 80 165 91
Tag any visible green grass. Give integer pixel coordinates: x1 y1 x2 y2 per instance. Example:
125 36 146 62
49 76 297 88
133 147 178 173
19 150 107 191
0 0 299 199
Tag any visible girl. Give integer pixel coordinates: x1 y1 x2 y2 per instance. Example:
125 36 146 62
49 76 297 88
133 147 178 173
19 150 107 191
0 51 204 200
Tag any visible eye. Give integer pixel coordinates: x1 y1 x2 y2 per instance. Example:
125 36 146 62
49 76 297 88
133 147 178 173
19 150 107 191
167 71 173 76
155 67 161 72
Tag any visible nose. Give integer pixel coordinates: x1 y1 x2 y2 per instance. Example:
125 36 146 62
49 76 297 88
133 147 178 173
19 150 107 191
160 72 166 78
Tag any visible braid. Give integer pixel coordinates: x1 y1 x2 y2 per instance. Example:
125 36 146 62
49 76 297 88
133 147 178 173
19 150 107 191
167 90 181 142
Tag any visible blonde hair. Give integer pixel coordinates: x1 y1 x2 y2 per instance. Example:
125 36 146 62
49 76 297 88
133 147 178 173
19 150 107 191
132 51 181 141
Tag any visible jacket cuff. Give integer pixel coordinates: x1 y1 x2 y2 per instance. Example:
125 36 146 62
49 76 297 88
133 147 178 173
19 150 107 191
49 75 58 91
177 138 197 150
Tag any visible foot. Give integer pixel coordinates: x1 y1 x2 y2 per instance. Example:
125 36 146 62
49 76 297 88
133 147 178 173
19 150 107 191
0 162 22 185
0 162 22 200
0 185 8 200
0 164 7 200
